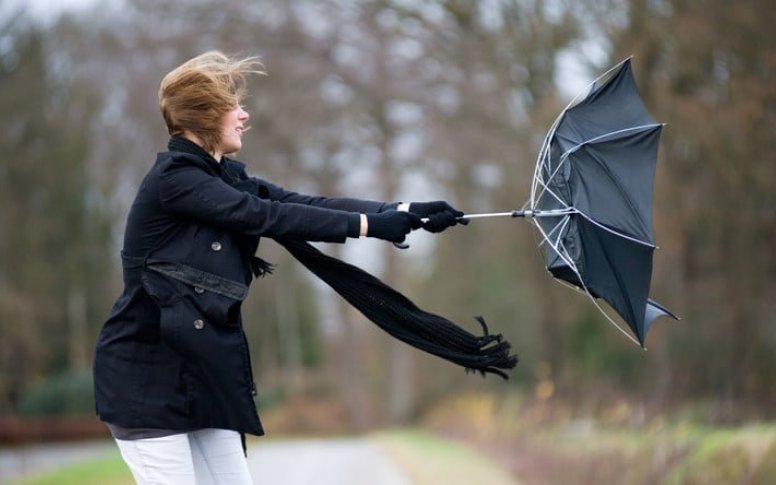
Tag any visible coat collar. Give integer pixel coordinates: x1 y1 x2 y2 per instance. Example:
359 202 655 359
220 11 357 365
166 136 249 183
167 136 222 173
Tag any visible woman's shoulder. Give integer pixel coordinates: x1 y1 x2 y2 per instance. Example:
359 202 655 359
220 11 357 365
154 150 219 178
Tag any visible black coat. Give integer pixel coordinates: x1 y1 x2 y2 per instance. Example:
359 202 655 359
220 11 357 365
93 137 388 435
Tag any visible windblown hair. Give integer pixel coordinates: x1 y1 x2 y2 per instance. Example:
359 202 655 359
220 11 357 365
159 51 265 154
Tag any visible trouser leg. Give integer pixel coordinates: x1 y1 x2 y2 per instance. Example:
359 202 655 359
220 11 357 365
114 433 196 485
188 428 254 485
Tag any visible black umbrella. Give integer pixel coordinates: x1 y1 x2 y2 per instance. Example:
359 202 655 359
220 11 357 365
459 58 677 347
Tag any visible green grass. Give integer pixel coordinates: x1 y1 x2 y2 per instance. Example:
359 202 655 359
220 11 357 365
664 424 776 485
372 428 519 485
9 451 133 485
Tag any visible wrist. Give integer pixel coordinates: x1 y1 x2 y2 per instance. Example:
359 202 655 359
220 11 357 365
360 213 368 237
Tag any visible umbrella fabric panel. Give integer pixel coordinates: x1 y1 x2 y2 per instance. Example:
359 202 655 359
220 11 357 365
567 125 663 244
558 59 656 147
644 299 678 337
576 216 654 345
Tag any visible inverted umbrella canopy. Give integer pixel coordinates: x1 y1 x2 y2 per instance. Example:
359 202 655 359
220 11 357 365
460 58 677 347
531 58 677 347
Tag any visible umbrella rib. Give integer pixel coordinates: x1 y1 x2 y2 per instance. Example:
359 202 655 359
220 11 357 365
547 216 566 249
535 215 565 249
576 211 655 248
560 123 662 160
531 217 577 272
541 217 583 275
531 136 556 207
563 56 633 112
531 108 570 207
532 147 576 212
534 177 571 210
584 291 642 347
565 124 661 158
539 214 573 250
538 161 568 203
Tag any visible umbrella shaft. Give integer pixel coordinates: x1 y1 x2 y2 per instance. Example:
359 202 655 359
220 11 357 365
418 210 571 223
457 210 557 220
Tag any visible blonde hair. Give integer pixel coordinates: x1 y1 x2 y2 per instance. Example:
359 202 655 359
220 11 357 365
159 51 265 153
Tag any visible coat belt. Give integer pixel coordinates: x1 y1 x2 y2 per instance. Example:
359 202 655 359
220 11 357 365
122 253 248 300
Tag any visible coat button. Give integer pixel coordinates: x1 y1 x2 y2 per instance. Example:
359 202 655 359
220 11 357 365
194 286 205 294
211 241 222 251
193 319 205 330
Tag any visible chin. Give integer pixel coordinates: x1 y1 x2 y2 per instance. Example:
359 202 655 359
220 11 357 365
223 142 241 155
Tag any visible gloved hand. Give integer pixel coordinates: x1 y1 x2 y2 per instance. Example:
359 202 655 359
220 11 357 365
367 211 422 243
407 201 468 233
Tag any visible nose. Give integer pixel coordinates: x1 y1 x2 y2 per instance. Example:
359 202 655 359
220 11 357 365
239 106 249 121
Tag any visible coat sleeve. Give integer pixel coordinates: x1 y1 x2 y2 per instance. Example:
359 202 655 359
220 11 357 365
253 178 396 214
158 160 357 242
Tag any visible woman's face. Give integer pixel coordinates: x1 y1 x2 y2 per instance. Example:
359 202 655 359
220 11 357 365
218 104 249 155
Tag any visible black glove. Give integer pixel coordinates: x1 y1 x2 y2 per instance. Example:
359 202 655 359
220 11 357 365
367 211 422 243
421 211 459 233
408 201 468 233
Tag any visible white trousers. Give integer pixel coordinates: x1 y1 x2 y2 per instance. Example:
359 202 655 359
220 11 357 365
114 428 253 485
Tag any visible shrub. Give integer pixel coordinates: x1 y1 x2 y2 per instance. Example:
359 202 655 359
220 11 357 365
17 372 94 416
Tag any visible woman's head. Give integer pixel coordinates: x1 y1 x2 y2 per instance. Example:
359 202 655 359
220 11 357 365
159 51 265 156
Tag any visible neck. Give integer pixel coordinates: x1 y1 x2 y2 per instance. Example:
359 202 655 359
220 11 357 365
182 132 221 161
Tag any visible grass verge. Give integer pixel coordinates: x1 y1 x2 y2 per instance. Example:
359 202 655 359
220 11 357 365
373 428 519 485
9 451 132 485
421 391 776 484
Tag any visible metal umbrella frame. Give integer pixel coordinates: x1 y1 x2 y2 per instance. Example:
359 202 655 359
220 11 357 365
456 57 675 348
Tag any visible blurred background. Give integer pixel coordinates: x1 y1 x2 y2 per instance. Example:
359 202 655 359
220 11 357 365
1 0 774 483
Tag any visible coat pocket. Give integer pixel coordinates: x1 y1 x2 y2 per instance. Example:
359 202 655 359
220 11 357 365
142 263 246 328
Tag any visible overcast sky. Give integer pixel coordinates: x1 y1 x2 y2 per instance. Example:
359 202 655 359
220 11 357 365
2 0 100 25
2 0 603 101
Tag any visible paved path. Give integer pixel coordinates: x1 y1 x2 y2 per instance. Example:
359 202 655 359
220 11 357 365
246 438 411 485
0 437 411 484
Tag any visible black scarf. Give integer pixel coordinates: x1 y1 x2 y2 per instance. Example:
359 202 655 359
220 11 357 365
278 239 517 378
169 137 518 378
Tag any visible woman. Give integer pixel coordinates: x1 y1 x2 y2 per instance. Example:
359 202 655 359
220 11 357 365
93 51 464 484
